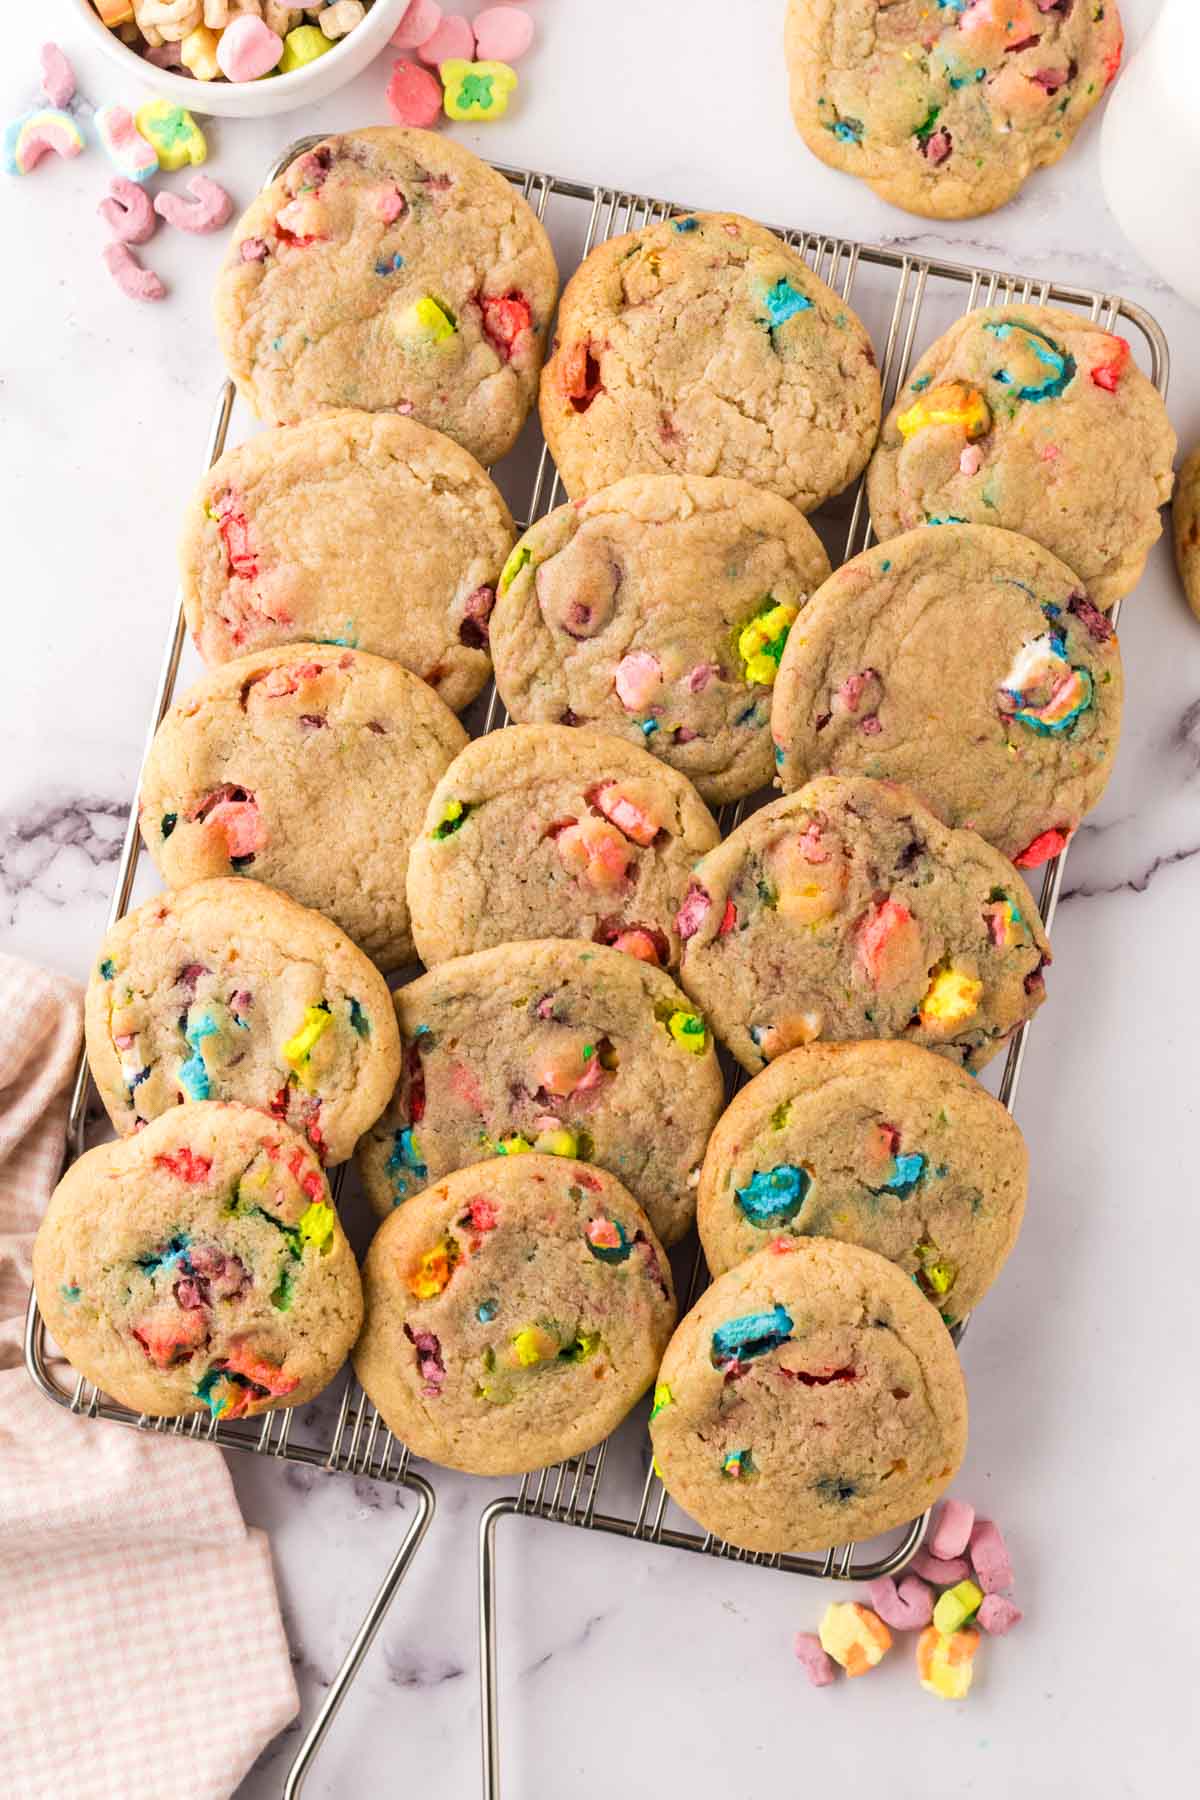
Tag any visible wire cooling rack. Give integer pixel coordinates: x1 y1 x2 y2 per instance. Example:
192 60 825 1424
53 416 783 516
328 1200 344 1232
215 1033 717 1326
22 138 1170 1800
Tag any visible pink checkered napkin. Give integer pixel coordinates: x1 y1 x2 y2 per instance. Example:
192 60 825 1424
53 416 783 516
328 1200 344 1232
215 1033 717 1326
0 954 299 1800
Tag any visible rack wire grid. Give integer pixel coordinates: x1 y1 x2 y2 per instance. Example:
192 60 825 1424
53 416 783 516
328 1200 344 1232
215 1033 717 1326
22 139 1170 1800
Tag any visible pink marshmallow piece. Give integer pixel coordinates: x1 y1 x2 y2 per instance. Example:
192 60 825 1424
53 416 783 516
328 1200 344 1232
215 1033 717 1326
969 1519 1014 1594
103 242 166 304
40 43 76 110
909 1546 970 1587
977 1594 1023 1636
391 0 442 48
614 651 662 712
959 444 983 476
867 1574 934 1632
216 15 284 83
929 1498 976 1562
98 177 157 245
474 6 535 62
793 1632 837 1688
154 175 233 234
417 14 476 65
386 58 444 128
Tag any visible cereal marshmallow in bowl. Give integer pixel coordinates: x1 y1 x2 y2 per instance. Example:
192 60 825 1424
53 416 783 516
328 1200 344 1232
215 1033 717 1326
76 1 408 116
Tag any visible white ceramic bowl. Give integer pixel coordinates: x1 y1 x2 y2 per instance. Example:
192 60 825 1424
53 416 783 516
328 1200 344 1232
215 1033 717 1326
71 0 407 118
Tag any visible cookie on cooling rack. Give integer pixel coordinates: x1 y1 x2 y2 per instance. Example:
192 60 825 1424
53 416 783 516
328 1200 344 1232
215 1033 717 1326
214 128 559 465
867 304 1175 607
139 644 467 972
488 475 831 804
33 1103 362 1421
677 774 1051 1075
405 724 720 971
649 1238 967 1554
86 879 399 1165
784 0 1125 221
356 939 724 1246
539 211 880 511
353 1155 677 1476
697 1040 1027 1322
771 524 1124 868
179 411 515 709
1174 449 1200 621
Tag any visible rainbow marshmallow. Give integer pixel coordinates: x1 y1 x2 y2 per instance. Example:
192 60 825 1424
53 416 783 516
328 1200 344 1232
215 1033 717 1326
96 104 158 184
4 109 85 177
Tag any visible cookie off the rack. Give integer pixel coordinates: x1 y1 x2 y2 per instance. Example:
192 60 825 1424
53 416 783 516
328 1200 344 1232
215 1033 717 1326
353 1155 676 1476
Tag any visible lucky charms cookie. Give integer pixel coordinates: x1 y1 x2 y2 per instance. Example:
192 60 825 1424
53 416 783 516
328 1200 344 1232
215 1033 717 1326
353 1154 677 1475
771 524 1124 867
214 127 559 463
405 724 720 972
1173 448 1200 620
33 1102 362 1420
86 879 400 1164
867 304 1175 606
356 938 724 1245
678 774 1051 1074
539 211 880 511
649 1238 968 1553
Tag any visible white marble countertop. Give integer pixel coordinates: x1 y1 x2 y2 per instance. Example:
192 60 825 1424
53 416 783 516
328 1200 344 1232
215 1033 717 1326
5 2 1199 1794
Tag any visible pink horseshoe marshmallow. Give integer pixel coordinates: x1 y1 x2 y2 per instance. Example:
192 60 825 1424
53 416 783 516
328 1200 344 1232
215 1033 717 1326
103 242 166 303
99 177 157 245
154 175 234 234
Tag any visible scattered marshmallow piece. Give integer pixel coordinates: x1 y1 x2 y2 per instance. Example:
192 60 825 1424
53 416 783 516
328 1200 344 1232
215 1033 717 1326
154 174 233 233
96 103 158 183
3 110 85 177
917 1625 980 1700
418 13 476 65
474 5 535 62
320 0 366 38
386 58 444 127
909 1547 970 1587
793 1632 837 1688
216 14 284 82
392 0 442 48
867 1575 934 1632
968 1519 1014 1594
932 1579 983 1636
103 241 166 303
929 1498 976 1562
98 176 157 245
818 1602 892 1677
977 1594 1023 1636
39 44 76 110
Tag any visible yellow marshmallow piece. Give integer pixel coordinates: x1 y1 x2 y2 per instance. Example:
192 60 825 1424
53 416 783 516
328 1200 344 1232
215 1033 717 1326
933 1580 984 1635
442 58 518 123
666 1010 708 1054
818 1602 892 1677
897 382 992 442
281 1004 332 1088
917 1626 980 1700
511 1325 557 1367
134 100 207 171
919 966 983 1029
397 295 457 345
279 25 335 72
297 1201 335 1254
534 1126 578 1158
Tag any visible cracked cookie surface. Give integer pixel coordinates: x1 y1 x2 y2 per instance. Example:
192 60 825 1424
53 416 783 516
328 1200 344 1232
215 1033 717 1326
785 0 1125 220
867 304 1175 606
139 644 467 972
33 1102 362 1420
86 879 400 1165
214 127 559 464
698 1040 1026 1321
357 939 724 1246
179 410 515 709
678 774 1050 1074
406 724 720 972
649 1237 967 1552
490 475 831 803
771 523 1123 865
353 1154 677 1475
539 211 880 510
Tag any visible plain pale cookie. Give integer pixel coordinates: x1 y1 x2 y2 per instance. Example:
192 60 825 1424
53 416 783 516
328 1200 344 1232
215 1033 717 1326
406 723 720 972
539 211 880 510
139 644 468 972
697 1040 1027 1322
649 1238 967 1553
32 1102 362 1420
353 1154 677 1475
179 411 515 708
356 939 724 1246
867 304 1175 607
489 474 831 804
214 127 559 464
86 879 400 1165
771 524 1124 866
1173 449 1200 620
678 774 1050 1074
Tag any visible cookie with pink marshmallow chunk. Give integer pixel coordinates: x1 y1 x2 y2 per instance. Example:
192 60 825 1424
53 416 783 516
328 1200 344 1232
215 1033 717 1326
356 938 723 1243
490 475 830 804
32 1102 362 1420
139 645 467 971
406 724 720 972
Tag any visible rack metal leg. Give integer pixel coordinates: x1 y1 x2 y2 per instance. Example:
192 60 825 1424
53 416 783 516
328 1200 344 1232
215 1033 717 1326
478 1498 519 1800
283 1473 437 1799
